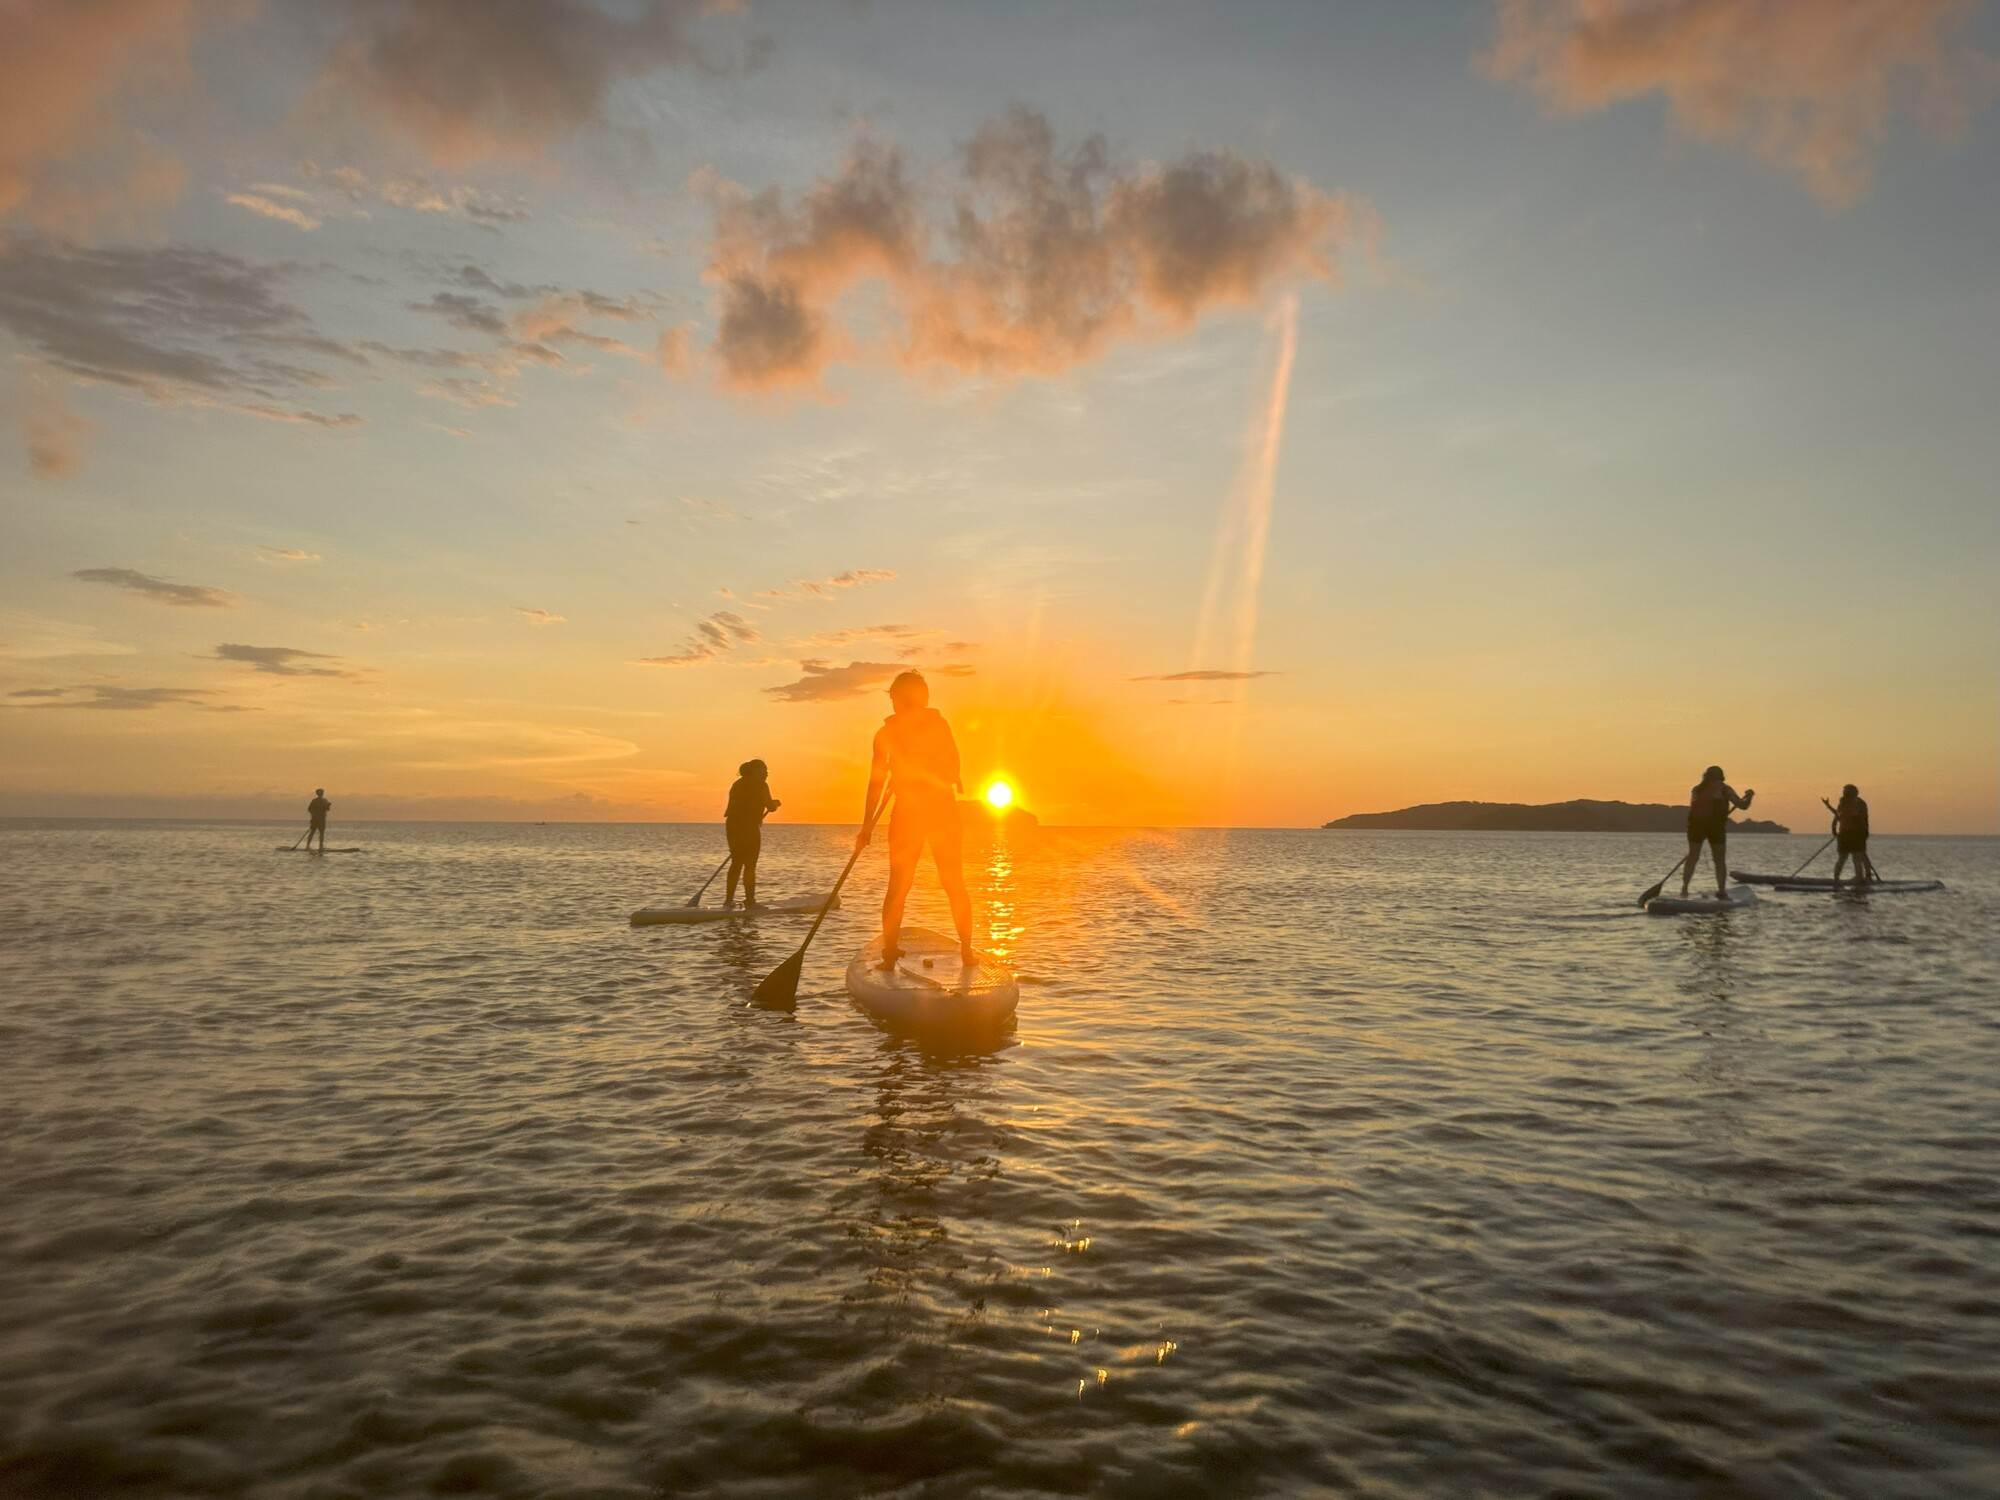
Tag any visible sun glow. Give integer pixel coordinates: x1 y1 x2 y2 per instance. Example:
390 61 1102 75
984 780 1015 811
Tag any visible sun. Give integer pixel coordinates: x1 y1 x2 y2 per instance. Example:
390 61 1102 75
984 780 1015 811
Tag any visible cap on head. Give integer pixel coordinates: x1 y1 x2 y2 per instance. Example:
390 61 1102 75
1842 783 1858 798
740 759 767 778
888 670 929 710
1703 765 1724 782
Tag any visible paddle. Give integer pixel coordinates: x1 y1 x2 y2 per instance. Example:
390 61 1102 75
288 825 311 851
1786 836 1835 881
749 795 890 1011
685 852 731 909
1638 849 1692 907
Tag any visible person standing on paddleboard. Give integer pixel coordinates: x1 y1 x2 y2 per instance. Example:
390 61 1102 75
855 671 975 968
305 788 331 853
1680 766 1754 897
1825 784 1875 887
722 760 781 910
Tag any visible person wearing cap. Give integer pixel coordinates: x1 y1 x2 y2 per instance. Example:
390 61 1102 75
854 670 974 967
722 759 781 910
305 788 331 852
1680 765 1755 897
1824 784 1875 886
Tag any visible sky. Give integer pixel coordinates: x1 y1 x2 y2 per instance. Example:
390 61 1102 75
1 0 1996 832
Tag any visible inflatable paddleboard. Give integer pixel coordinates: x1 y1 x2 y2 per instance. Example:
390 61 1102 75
1646 885 1759 916
276 846 362 853
630 893 835 926
1768 879 1944 894
846 927 1018 1029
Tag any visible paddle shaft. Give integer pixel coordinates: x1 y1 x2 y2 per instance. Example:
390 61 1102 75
1639 847 1693 907
793 794 892 958
686 852 731 906
289 825 311 851
1788 836 1835 881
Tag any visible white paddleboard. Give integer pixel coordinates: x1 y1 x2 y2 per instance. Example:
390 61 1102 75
630 893 835 926
1646 886 1759 916
845 926 1019 1029
1768 879 1943 894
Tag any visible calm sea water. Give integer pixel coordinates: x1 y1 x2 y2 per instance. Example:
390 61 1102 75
1 820 1996 1498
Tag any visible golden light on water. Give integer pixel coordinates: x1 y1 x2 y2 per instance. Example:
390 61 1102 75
984 780 1015 810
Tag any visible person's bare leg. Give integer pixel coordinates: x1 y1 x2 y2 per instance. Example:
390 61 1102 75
937 853 973 961
1832 851 1848 887
881 846 917 964
1714 840 1728 896
743 859 758 909
1680 840 1701 897
724 857 742 907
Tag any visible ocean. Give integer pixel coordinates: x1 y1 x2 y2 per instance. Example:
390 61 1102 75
2 820 1996 1498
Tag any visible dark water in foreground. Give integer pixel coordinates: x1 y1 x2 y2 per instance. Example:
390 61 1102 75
2 821 1997 1498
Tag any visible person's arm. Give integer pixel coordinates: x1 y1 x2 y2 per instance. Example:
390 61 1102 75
856 734 888 848
765 791 781 816
1729 785 1755 811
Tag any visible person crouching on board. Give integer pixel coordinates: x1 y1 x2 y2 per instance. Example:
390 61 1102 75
1681 766 1754 898
306 787 331 852
855 670 976 969
723 760 781 910
1824 784 1875 887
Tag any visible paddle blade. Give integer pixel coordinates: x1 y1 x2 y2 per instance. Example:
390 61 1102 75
1638 879 1667 907
749 949 804 1010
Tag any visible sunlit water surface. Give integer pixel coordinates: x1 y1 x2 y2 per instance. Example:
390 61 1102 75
2 821 1997 1498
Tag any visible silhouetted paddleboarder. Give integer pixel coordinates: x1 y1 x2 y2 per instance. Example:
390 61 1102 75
1680 766 1754 897
723 759 781 910
304 788 331 853
856 671 974 967
1825 784 1875 886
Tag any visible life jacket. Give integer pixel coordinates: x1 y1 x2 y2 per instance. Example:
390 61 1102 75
1688 781 1728 830
1839 796 1868 836
881 707 959 802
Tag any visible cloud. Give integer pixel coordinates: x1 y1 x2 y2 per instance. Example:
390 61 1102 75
224 191 321 231
1485 0 1999 205
756 568 897 601
0 238 364 422
317 0 750 165
797 622 921 648
0 0 233 234
23 378 94 478
637 608 759 666
213 642 351 677
300 162 534 226
258 546 321 562
72 566 235 607
1131 669 1278 682
764 657 975 702
700 109 1370 390
515 606 566 625
232 402 362 428
9 684 221 711
410 290 509 337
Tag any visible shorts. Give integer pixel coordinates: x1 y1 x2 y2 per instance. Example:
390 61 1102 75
888 797 962 868
726 823 760 861
1686 820 1725 852
1837 831 1867 855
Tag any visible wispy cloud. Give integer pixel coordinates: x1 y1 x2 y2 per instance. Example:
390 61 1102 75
1485 0 1997 205
515 606 566 626
73 567 235 608
213 643 351 678
258 547 321 563
224 191 321 231
756 568 896 601
23 376 92 479
314 0 757 165
9 685 223 712
765 657 975 702
1131 669 1278 682
700 107 1371 391
637 609 760 666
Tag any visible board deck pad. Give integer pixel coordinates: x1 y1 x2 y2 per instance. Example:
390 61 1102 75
630 893 834 926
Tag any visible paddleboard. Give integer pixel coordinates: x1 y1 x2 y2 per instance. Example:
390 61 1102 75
1646 886 1759 916
276 846 362 853
630 893 836 926
846 926 1018 1029
1768 879 1944 894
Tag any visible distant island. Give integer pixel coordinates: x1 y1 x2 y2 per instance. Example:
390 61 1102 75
959 800 1040 830
1322 799 1790 834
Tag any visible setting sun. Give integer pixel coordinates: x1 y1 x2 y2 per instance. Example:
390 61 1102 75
984 781 1015 811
